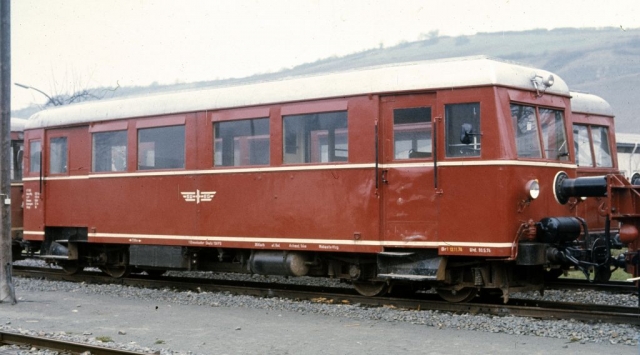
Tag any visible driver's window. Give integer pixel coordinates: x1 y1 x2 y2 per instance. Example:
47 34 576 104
445 103 480 158
511 104 542 158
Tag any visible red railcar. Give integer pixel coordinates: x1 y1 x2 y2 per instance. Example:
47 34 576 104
10 117 26 259
567 92 622 281
21 57 639 301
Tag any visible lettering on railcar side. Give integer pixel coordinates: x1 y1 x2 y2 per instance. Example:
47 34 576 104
25 189 33 209
319 245 340 250
440 246 463 253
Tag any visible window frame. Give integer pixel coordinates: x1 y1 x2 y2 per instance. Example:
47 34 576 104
444 102 482 158
282 110 349 165
213 117 271 167
48 136 68 175
573 124 614 168
92 130 129 173
392 106 433 160
29 139 41 175
511 102 569 161
137 124 186 171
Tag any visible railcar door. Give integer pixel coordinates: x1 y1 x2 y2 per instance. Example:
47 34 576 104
380 94 438 246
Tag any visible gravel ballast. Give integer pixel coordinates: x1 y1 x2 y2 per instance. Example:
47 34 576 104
1 261 639 354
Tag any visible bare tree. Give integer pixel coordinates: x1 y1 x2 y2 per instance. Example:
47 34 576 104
16 68 119 108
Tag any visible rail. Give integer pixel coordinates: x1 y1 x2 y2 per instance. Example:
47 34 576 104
12 266 640 326
0 331 151 355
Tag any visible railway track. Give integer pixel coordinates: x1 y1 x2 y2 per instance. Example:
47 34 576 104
12 266 640 326
547 278 638 294
0 330 150 355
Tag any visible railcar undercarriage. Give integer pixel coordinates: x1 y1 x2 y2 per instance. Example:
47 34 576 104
20 237 565 303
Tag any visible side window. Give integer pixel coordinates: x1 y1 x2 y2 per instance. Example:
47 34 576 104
283 111 348 164
445 103 480 157
573 125 593 167
29 140 41 174
49 137 68 174
137 125 185 170
393 107 432 159
591 126 613 167
93 130 128 172
539 108 569 161
11 140 23 181
214 118 269 167
511 104 541 158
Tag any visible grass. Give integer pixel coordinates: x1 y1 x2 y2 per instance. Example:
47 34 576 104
561 248 633 281
95 336 113 343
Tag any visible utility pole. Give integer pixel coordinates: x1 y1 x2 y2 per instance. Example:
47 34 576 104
0 0 16 304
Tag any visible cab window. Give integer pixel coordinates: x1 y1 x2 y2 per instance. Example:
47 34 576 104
511 104 568 161
572 124 613 168
445 103 480 157
592 126 612 167
511 104 541 158
573 125 593 167
539 108 569 161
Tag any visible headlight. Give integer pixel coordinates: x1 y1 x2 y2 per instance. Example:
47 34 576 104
526 179 540 200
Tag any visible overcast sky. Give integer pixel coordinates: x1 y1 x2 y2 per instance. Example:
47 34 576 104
10 0 640 110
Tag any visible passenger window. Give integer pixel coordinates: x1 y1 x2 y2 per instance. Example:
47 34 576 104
29 140 41 174
93 130 128 172
283 111 348 164
137 125 185 170
573 125 593 167
539 108 569 161
49 137 68 174
11 140 23 181
511 104 542 158
591 126 612 167
393 107 432 159
445 103 480 157
214 118 269 167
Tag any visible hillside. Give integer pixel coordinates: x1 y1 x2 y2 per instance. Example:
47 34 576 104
13 27 640 133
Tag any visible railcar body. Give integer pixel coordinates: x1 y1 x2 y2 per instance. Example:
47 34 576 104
21 56 639 301
10 117 26 259
566 92 621 281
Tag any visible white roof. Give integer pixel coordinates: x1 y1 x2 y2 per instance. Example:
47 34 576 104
26 56 570 130
11 117 27 132
616 133 640 145
570 91 614 116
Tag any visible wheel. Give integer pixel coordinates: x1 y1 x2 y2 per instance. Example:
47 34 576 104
436 287 477 303
100 265 130 278
60 262 83 275
353 281 389 297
